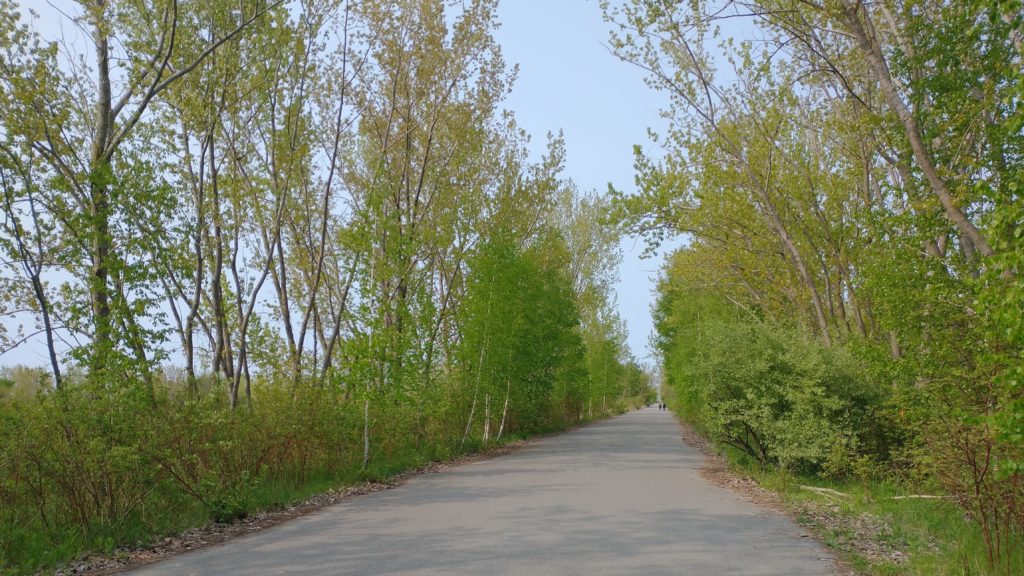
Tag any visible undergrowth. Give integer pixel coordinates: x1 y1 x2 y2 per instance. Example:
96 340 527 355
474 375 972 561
718 439 1023 575
0 382 640 575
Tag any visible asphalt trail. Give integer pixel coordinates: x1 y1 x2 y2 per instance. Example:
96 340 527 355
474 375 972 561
130 407 834 575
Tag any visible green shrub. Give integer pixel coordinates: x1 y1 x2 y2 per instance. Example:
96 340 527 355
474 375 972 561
690 320 878 472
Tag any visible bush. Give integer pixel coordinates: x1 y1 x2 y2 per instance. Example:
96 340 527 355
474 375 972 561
676 318 879 473
0 358 645 573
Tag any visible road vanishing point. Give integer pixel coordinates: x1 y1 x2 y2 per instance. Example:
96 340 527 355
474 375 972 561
130 407 835 575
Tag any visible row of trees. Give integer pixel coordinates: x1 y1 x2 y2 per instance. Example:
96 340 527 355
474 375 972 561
603 0 1022 570
0 0 651 571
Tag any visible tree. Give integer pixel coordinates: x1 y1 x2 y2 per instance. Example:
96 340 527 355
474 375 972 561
604 0 1024 564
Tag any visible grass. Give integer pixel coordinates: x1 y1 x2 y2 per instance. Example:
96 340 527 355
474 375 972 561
720 449 1023 575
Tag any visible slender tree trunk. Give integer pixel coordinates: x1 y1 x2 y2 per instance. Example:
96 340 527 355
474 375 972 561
1 183 63 389
753 184 832 346
839 258 867 338
362 396 371 469
461 285 491 449
363 253 378 469
497 379 511 441
37 276 62 390
211 128 231 382
840 0 993 257
89 2 114 374
297 4 352 381
483 393 491 445
182 128 212 391
461 340 485 450
320 265 356 380
273 235 299 379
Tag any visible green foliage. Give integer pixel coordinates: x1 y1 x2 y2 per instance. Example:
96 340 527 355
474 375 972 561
974 0 1024 484
606 0 1024 568
456 230 648 443
656 277 885 474
0 372 505 572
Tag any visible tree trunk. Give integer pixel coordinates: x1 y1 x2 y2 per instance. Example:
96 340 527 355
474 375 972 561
839 260 868 337
840 0 993 257
362 396 371 469
89 2 114 374
753 183 832 346
461 339 485 450
211 130 231 382
889 330 903 360
483 393 491 445
2 184 63 390
497 380 511 441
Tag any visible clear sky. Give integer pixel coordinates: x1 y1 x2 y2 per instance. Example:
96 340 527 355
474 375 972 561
5 0 681 367
492 0 681 363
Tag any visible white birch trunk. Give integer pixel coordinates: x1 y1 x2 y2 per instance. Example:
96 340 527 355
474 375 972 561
483 393 491 445
496 379 511 441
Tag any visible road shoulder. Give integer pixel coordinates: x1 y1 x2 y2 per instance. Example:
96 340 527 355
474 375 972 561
672 414 856 576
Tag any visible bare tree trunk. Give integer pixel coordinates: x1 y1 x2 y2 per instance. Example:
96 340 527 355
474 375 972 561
461 339 485 450
362 396 371 469
89 2 114 373
363 253 378 469
297 2 353 383
461 285 491 449
211 130 231 382
889 330 903 360
839 258 868 338
230 232 275 407
497 379 511 441
273 235 299 377
319 264 357 380
482 393 491 445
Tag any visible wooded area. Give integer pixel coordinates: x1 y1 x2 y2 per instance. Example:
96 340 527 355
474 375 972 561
2 0 1022 573
603 0 1023 572
0 1 652 571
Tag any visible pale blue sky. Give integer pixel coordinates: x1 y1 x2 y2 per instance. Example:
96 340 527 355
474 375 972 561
493 0 680 362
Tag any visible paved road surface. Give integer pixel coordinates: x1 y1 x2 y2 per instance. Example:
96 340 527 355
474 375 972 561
131 407 834 575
